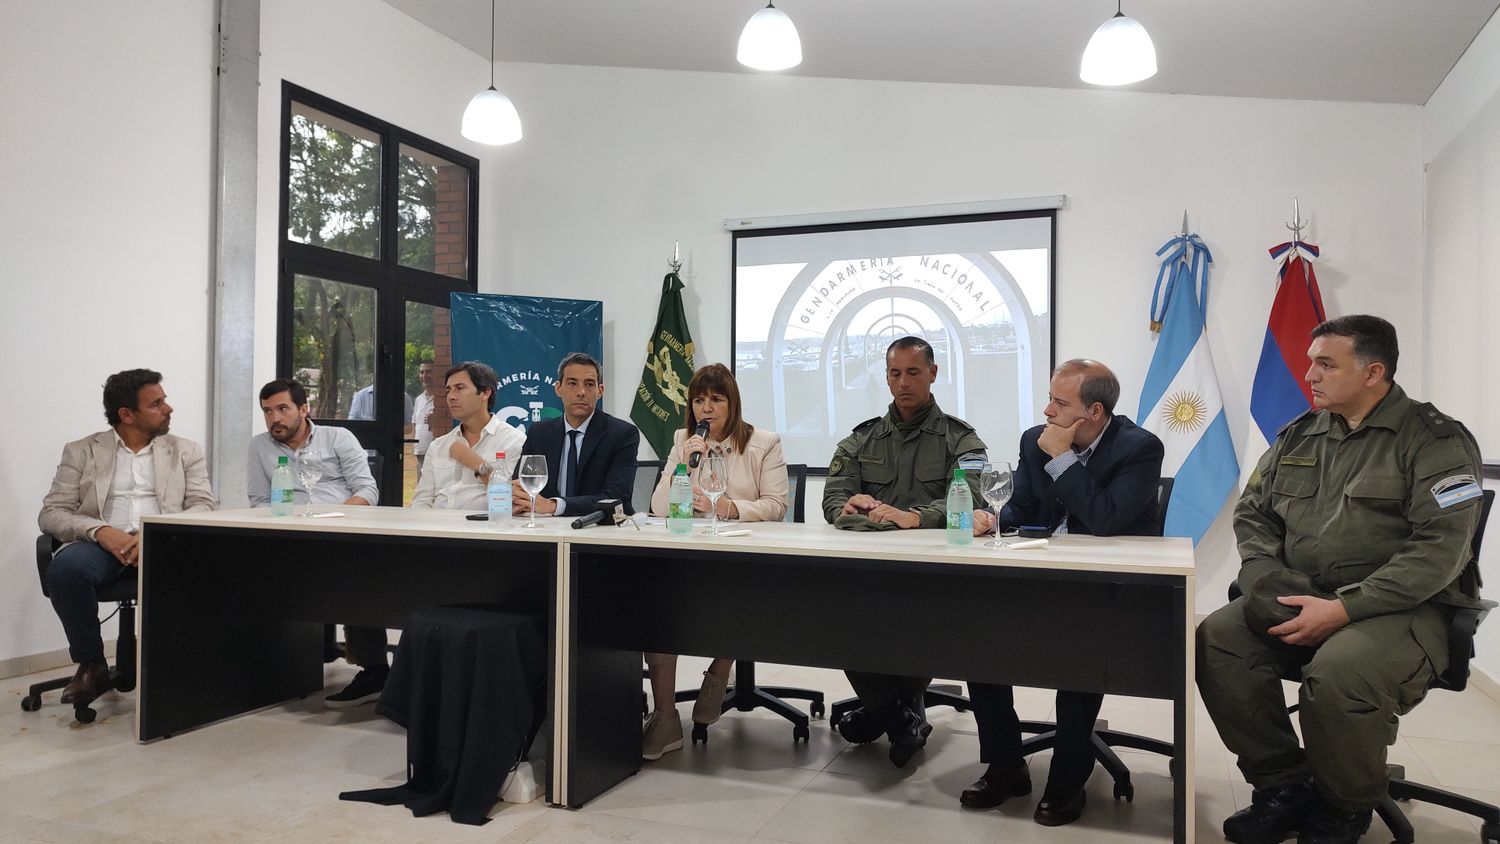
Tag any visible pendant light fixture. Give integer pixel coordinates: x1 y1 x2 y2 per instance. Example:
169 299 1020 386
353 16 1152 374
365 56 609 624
1079 0 1157 86
461 0 522 145
737 2 802 71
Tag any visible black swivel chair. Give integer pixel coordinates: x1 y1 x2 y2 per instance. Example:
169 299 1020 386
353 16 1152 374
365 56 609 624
327 452 390 661
21 535 137 724
1224 489 1498 844
686 463 826 744
826 476 1179 803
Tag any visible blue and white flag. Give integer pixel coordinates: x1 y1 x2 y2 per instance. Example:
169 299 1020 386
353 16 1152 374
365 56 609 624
1137 234 1239 545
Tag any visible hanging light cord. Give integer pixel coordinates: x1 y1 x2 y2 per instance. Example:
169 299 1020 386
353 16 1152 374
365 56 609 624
488 0 496 88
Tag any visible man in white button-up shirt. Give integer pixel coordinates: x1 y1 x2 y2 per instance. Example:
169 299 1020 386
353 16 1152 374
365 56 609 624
411 361 524 511
38 369 216 706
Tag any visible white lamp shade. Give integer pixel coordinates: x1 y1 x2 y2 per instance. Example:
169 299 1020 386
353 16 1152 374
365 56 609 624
461 87 523 145
737 3 802 71
1079 13 1157 86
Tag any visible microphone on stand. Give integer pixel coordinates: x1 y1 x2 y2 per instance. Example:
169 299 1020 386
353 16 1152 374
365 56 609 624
688 420 710 468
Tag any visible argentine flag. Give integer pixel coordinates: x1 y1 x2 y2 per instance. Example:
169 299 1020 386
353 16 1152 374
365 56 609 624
1137 235 1239 545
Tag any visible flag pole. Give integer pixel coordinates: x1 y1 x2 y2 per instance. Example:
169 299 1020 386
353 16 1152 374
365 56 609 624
669 240 682 275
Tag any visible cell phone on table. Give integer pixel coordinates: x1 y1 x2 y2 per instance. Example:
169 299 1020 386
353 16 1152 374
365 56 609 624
1017 524 1053 539
465 513 488 521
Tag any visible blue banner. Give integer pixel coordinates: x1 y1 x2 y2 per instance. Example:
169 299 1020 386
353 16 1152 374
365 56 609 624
450 293 604 434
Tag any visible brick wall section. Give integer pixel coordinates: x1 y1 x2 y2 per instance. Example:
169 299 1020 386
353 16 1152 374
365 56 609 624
433 164 469 280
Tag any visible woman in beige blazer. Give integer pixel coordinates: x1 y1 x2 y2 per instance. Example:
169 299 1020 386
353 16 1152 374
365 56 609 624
642 364 788 760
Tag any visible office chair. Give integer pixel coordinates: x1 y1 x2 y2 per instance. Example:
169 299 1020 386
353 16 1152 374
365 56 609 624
827 476 1179 802
1224 489 1497 844
21 535 137 724
683 463 827 744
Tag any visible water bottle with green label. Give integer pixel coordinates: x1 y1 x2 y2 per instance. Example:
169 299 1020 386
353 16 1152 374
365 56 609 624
946 467 973 546
271 455 294 517
668 464 693 535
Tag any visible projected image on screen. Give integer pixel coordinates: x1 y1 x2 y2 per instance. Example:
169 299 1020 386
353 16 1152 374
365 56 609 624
733 212 1054 470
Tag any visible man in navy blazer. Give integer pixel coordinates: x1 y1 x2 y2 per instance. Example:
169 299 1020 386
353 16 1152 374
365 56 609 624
512 352 642 516
961 359 1165 827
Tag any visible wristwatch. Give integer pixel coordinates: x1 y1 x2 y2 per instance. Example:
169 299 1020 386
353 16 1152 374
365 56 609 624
475 462 493 479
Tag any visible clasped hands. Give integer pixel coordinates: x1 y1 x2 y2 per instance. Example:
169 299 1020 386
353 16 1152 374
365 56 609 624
96 525 140 566
841 494 921 529
1267 595 1350 646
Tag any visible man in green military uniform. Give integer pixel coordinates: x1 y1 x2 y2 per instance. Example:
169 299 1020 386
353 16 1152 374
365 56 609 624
822 335 987 768
1198 315 1485 844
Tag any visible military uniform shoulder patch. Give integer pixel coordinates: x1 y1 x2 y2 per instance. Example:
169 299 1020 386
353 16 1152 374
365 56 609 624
1431 473 1482 508
1413 402 1458 437
828 455 847 475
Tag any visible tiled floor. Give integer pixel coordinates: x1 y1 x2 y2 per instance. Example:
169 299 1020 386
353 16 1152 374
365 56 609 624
1 657 1497 843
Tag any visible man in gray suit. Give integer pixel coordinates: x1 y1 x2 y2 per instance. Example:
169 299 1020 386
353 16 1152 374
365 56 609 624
38 369 215 706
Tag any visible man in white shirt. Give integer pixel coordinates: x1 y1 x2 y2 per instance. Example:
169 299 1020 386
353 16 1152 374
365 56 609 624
411 360 443 471
411 361 524 511
248 379 383 708
38 369 216 706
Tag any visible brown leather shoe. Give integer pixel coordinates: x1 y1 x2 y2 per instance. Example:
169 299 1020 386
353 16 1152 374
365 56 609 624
960 760 1032 809
59 662 112 705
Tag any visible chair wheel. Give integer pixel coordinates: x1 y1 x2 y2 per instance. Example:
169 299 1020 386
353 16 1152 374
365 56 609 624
810 701 825 719
1113 780 1134 802
113 676 136 693
74 706 97 724
691 723 708 745
20 695 41 712
793 724 810 743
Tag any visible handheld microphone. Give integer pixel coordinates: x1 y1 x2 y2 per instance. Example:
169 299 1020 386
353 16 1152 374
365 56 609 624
571 498 623 530
688 420 710 468
571 510 607 529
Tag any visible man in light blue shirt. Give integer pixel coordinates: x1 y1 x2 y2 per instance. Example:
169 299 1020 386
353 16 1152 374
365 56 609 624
248 379 385 708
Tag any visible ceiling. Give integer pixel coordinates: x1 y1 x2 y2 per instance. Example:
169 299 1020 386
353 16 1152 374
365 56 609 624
379 0 1498 105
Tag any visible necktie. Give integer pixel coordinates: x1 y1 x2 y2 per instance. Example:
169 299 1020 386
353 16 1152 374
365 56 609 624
564 430 581 498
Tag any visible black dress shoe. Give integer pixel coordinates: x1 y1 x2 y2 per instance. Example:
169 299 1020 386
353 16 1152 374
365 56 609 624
836 708 886 744
1223 780 1317 844
886 705 932 768
960 760 1032 809
59 662 112 705
1034 787 1087 826
1297 802 1372 844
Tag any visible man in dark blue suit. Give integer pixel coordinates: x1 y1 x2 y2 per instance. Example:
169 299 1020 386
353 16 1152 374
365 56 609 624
961 359 1165 827
512 352 642 516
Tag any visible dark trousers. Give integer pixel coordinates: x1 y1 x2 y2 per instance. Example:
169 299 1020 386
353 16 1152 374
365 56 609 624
47 542 132 664
345 626 390 673
969 682 1105 795
846 671 931 713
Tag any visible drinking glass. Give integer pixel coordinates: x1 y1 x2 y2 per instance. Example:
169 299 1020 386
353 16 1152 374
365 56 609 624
295 458 323 517
979 461 1014 548
517 455 549 529
700 453 729 536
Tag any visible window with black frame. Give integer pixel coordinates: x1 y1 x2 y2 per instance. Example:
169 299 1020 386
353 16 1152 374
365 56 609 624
277 83 478 505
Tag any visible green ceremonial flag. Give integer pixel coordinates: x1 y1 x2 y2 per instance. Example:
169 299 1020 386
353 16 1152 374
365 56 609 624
631 272 696 459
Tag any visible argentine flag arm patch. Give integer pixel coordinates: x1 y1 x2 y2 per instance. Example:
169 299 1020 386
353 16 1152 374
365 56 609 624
1431 474 1483 509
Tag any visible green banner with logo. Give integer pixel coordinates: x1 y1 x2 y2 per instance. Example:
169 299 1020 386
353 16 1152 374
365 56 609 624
631 272 696 458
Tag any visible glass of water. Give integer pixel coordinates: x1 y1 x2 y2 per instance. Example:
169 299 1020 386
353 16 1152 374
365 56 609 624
517 455 549 529
979 461 1013 548
700 452 729 535
295 457 323 516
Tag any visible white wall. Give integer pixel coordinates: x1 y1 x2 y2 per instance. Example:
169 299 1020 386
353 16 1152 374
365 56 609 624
1424 8 1500 682
484 62 1426 612
0 2 216 666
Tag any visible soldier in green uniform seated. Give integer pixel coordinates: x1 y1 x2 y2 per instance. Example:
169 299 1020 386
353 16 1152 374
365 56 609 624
822 335 987 768
1198 315 1485 844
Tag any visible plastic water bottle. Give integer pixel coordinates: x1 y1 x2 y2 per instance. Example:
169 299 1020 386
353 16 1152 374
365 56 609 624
668 463 693 535
946 467 973 546
271 455 294 516
487 451 512 529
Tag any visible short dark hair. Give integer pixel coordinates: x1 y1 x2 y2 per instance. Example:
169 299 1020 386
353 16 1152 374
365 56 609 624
446 361 500 411
1310 314 1398 381
258 378 307 408
103 369 163 426
886 336 935 367
1055 359 1121 415
557 351 603 382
